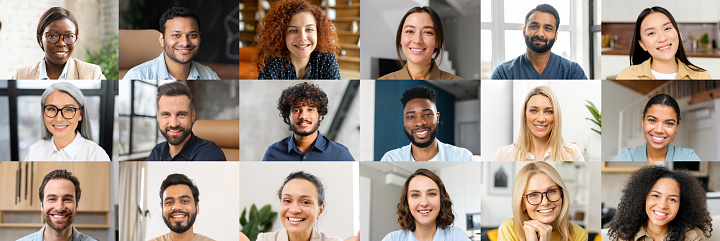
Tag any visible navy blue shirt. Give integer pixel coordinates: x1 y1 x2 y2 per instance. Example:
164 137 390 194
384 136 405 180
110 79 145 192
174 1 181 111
146 132 226 161
263 131 354 161
258 51 341 80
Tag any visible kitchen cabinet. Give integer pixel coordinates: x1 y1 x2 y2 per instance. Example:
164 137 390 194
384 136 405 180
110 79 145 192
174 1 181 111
603 0 719 23
0 162 110 228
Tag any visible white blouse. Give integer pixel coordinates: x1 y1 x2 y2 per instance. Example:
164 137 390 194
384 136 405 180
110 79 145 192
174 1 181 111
493 142 584 161
25 133 110 161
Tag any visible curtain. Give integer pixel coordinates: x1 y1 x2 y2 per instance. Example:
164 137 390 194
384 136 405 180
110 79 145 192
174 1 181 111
119 161 147 241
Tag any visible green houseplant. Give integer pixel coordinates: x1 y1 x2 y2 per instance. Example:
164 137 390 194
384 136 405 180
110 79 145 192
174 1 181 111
585 100 601 135
240 204 277 241
85 35 118 80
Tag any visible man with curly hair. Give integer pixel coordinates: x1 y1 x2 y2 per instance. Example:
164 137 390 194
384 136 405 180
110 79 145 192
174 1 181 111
123 7 219 80
381 85 472 161
263 82 354 161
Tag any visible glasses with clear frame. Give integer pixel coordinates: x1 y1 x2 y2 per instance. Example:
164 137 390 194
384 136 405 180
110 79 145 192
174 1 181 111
43 105 82 119
42 32 77 45
523 187 563 206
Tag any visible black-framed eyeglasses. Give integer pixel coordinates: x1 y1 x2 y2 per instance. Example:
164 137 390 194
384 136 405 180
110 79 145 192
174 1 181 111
42 32 77 45
523 187 563 206
43 105 82 119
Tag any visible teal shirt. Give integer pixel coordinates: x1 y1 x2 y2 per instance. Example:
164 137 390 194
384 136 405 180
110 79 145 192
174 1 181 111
381 226 470 241
613 143 701 161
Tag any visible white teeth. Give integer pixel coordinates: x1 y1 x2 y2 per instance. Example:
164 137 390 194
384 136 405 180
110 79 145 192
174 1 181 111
288 217 304 222
52 214 66 218
416 131 427 135
172 214 186 218
658 45 670 51
418 210 431 214
652 136 665 142
654 211 667 216
537 208 553 213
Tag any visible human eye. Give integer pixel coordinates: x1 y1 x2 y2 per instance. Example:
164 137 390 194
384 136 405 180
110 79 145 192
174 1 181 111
527 193 539 198
164 200 173 206
45 106 58 112
424 30 434 35
306 27 315 32
545 110 553 114
428 192 437 197
47 33 58 38
666 122 675 126
647 31 655 36
302 200 312 205
282 199 291 203
529 109 537 113
406 115 415 119
410 193 420 198
288 28 297 33
405 29 414 34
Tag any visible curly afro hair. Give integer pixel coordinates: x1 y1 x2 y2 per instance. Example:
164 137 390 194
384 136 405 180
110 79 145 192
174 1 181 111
608 165 712 240
397 168 454 231
277 82 329 124
400 85 437 109
254 0 339 72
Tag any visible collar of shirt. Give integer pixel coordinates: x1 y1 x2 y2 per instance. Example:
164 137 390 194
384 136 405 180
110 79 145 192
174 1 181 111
522 52 557 78
155 52 201 80
633 225 655 241
635 58 698 79
407 139 443 161
638 143 676 161
48 132 84 159
526 147 552 161
287 131 325 155
30 225 90 241
40 57 69 80
161 132 199 160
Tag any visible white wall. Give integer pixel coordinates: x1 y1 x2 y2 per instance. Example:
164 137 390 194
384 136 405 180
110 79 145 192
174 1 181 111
144 162 239 241
359 80 375 161
480 80 513 160
455 99 480 154
238 162 356 239
601 81 642 160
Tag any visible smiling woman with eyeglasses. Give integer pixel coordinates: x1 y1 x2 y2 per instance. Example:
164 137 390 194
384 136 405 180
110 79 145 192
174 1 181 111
498 162 587 241
12 7 105 80
26 82 109 161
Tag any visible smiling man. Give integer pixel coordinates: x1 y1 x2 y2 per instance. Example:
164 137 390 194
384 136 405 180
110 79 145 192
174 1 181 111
123 7 219 80
491 4 587 80
381 85 472 161
150 173 214 241
146 82 225 161
17 169 96 241
262 82 354 161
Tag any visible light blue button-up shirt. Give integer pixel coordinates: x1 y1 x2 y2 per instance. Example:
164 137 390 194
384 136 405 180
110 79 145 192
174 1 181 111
380 139 473 161
382 227 470 241
16 225 97 241
123 52 219 80
613 143 701 161
40 57 69 80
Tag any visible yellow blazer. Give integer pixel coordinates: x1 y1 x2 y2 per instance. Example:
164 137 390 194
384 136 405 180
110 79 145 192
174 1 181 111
616 58 711 80
12 57 105 80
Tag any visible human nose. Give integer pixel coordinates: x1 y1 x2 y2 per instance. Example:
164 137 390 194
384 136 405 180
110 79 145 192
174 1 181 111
654 122 665 134
289 202 302 214
538 112 546 122
414 117 426 127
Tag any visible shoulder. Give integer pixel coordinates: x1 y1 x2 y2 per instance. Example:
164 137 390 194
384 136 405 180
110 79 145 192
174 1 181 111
192 233 216 241
257 229 283 241
194 137 226 161
491 55 524 79
73 227 98 241
314 231 343 241
380 145 410 161
671 146 701 161
124 57 160 80
381 230 410 241
263 137 292 161
613 146 643 161
192 61 220 80
442 226 469 239
569 222 588 240
440 142 473 161
71 58 104 79
563 142 585 161
493 144 516 161
497 219 519 240
147 233 169 241
79 138 111 161
317 51 337 60
26 140 51 161
13 62 41 79
617 59 651 80
551 53 587 79
146 142 168 161
684 227 705 240
15 228 43 241
438 69 464 80
379 68 408 80
323 137 354 160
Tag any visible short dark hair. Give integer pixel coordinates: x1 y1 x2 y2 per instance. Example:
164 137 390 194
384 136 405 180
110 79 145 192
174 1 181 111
400 85 437 109
39 169 81 204
36 7 79 50
159 6 201 34
277 82 329 124
525 4 559 30
159 173 200 205
395 6 445 67
157 82 195 112
277 171 325 206
397 169 454 231
643 94 681 124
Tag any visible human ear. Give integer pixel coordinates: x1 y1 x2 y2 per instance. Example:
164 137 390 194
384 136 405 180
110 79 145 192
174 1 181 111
158 33 165 47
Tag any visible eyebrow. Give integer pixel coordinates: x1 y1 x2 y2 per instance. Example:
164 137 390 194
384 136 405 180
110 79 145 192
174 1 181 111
164 195 192 202
170 30 199 33
404 25 435 30
526 185 559 193
289 24 316 28
650 190 679 198
409 188 439 192
282 194 314 199
529 106 553 109
405 109 433 115
646 115 676 122
644 22 672 32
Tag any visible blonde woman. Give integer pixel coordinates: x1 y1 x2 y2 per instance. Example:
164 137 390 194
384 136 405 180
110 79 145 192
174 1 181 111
493 86 583 161
498 162 587 241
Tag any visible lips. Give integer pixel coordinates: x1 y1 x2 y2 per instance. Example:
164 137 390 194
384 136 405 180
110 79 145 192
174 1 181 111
296 120 312 127
165 127 185 136
53 125 69 131
651 135 666 143
287 217 306 224
417 209 432 216
294 44 311 50
409 47 427 55
536 207 555 215
534 124 547 131
657 44 671 52
169 211 189 222
53 51 68 58
50 213 69 221
652 210 669 219
175 47 194 55
413 128 430 138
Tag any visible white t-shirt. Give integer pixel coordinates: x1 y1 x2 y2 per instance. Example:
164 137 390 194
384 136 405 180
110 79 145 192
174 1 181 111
651 69 677 79
25 133 110 161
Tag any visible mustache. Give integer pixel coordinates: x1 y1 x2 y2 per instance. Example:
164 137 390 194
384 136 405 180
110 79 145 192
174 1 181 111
530 36 547 42
412 127 430 132
165 126 186 132
168 210 190 218
295 120 312 126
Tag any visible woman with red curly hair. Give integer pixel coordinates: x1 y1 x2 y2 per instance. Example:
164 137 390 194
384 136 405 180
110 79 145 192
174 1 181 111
254 0 341 79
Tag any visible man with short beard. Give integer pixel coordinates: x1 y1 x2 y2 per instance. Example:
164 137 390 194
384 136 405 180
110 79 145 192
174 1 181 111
123 7 219 80
149 173 214 241
381 85 472 161
263 82 354 161
17 169 96 241
146 82 225 161
490 4 587 80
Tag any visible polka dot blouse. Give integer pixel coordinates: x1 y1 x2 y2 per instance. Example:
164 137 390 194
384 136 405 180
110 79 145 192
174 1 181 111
258 51 341 80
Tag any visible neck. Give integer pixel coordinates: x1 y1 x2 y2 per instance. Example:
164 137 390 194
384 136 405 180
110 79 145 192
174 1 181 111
169 133 192 158
45 58 66 80
294 131 319 154
406 60 433 80
525 49 551 73
645 222 668 241
650 58 679 75
646 144 668 162
530 136 550 159
290 55 311 78
164 53 192 80
170 229 196 241
287 229 313 241
411 139 439 161
43 224 73 241
53 131 77 151
412 222 437 241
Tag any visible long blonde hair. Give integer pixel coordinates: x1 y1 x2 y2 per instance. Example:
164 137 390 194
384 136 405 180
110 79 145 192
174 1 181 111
514 86 573 161
512 162 573 241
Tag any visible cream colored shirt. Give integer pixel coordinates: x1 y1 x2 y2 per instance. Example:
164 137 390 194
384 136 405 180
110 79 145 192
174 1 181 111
148 233 215 241
257 228 342 241
378 61 463 80
493 142 584 161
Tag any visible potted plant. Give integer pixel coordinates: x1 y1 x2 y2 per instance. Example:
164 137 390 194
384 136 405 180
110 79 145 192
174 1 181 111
240 204 277 241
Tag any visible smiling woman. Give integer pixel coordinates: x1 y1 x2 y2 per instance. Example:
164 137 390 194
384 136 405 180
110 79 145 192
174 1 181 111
12 7 105 80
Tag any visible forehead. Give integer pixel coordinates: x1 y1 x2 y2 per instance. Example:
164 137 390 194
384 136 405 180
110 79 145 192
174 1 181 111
404 98 436 112
404 12 434 27
527 95 552 107
44 179 76 198
163 184 194 199
645 104 677 119
289 11 317 25
525 172 557 192
408 175 439 190
165 17 199 31
650 178 680 194
641 12 671 30
282 178 318 198
44 18 76 33
158 95 191 111
46 91 79 106
526 11 557 27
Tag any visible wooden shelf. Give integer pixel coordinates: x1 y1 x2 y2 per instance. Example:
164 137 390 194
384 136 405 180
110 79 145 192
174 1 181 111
337 31 360 36
340 43 359 50
334 17 360 22
338 56 360 63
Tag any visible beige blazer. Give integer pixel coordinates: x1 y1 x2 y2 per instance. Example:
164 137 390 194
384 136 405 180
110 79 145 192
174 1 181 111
12 57 105 80
378 61 463 80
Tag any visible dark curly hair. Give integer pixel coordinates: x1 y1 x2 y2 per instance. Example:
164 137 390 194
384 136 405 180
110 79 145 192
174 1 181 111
39 169 81 204
159 7 201 35
400 85 437 109
277 171 325 206
277 82 329 124
608 165 712 240
397 168 454 231
253 0 339 72
159 173 200 205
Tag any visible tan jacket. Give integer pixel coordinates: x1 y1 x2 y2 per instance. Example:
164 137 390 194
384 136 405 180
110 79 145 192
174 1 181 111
12 57 105 80
379 61 463 80
632 226 705 241
616 58 711 80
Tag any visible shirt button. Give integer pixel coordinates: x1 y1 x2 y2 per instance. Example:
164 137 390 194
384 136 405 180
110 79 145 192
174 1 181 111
303 156 307 160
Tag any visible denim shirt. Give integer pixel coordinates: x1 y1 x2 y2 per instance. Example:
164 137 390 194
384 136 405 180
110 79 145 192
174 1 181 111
613 143 701 161
123 52 219 80
16 225 97 241
262 131 354 161
380 139 473 161
381 227 470 241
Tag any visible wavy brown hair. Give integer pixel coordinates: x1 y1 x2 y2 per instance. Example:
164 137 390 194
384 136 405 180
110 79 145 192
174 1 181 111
253 0 339 72
397 168 454 231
